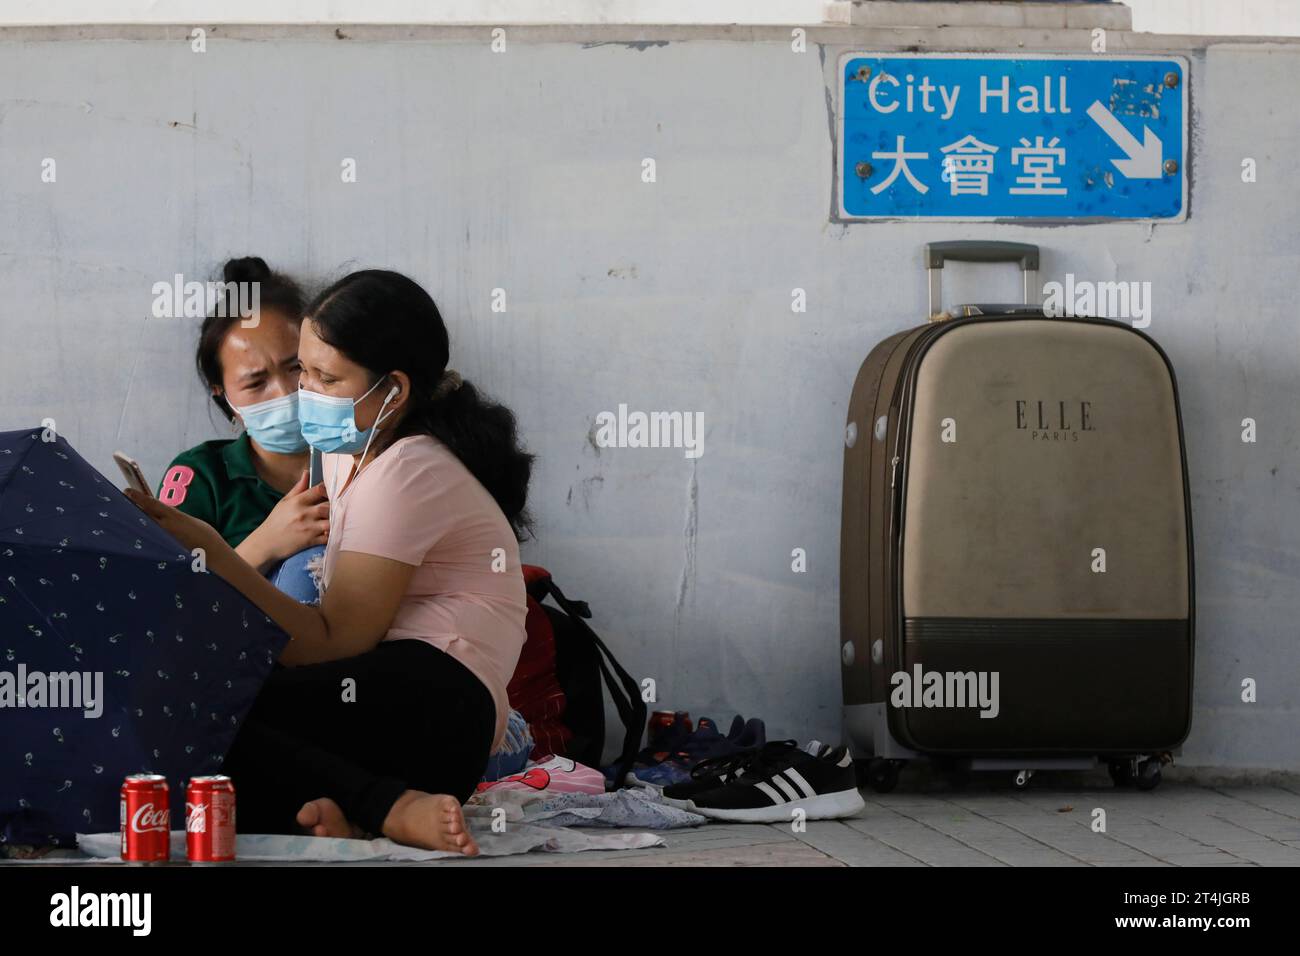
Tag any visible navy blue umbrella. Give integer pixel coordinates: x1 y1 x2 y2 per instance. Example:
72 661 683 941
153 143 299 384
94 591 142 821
0 428 287 848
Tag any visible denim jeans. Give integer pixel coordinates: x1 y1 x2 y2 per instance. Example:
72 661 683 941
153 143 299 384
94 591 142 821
267 544 326 605
481 708 534 782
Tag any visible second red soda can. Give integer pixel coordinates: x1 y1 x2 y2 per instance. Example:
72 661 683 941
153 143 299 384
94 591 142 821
186 775 236 863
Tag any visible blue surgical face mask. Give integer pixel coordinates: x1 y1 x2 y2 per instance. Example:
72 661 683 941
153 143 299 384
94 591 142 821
231 392 308 454
298 376 396 456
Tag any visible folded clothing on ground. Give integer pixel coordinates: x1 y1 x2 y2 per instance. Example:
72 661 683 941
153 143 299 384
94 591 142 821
476 754 606 795
468 785 706 830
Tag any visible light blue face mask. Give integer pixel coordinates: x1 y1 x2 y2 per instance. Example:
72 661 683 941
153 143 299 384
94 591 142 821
298 377 397 456
231 392 308 454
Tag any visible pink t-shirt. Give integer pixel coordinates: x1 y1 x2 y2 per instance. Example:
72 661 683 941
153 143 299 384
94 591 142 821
321 434 526 753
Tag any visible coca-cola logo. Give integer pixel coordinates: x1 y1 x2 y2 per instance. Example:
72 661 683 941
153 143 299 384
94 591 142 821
130 802 169 834
186 802 207 833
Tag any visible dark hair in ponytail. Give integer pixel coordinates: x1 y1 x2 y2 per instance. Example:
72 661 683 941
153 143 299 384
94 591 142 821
306 269 535 539
196 256 305 420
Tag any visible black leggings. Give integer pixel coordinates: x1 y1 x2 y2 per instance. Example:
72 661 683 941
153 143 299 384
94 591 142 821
220 639 496 836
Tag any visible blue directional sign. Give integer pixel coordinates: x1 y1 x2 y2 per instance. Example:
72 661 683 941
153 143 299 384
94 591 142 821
839 54 1187 221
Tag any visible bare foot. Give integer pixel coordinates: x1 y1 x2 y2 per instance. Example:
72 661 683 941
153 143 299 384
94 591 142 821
381 790 479 856
297 797 365 839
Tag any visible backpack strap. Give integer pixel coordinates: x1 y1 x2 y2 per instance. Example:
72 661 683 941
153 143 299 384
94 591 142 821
541 579 646 790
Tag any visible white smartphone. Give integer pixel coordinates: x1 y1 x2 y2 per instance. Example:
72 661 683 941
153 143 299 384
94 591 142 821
112 451 153 497
309 447 323 487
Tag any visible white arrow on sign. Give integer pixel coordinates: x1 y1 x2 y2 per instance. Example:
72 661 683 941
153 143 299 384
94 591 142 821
1086 100 1164 179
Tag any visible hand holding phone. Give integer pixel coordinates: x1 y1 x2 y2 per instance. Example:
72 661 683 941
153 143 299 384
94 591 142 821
112 451 153 497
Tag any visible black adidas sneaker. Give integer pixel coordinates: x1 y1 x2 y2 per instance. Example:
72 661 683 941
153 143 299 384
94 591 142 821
688 743 865 823
662 739 818 807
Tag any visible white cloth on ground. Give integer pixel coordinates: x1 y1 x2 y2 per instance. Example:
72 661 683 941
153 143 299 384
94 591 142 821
62 825 662 862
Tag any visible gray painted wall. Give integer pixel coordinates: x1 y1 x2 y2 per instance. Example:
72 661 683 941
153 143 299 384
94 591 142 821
0 24 1296 770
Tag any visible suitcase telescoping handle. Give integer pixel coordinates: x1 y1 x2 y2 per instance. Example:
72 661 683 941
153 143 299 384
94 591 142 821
925 240 1040 320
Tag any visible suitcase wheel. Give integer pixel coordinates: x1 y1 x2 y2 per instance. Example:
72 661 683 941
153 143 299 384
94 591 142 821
857 758 903 794
1109 757 1163 791
1134 759 1162 791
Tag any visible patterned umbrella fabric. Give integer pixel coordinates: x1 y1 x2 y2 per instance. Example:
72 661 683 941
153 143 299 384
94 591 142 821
0 428 287 848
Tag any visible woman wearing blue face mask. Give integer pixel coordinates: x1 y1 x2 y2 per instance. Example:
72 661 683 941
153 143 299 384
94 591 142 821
157 257 329 576
130 269 534 854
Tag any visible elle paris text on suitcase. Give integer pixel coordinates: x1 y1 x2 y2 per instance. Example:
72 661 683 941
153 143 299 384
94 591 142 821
839 241 1193 793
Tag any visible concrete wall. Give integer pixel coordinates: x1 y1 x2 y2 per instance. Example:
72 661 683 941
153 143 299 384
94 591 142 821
1 19 1297 770
1127 0 1300 38
0 0 832 27
12 0 1300 39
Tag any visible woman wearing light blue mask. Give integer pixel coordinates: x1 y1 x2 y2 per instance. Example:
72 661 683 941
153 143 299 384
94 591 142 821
157 256 329 577
131 268 535 854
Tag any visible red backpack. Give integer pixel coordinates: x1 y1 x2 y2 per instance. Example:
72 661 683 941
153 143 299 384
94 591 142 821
506 566 644 786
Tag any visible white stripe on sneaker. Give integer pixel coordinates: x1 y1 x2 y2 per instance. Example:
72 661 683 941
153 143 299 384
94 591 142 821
692 788 866 823
770 774 802 802
754 781 784 804
784 768 818 799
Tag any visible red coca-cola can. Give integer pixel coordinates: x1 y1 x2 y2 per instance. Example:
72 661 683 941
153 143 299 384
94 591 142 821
186 775 236 863
120 774 170 863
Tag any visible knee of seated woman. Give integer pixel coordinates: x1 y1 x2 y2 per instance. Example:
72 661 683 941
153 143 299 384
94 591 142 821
269 544 326 605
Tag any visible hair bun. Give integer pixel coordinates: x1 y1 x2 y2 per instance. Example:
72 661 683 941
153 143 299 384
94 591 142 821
222 256 272 284
432 369 463 399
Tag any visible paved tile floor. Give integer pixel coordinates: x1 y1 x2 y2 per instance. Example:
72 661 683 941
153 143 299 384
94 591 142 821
450 778 1300 867
14 776 1300 867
